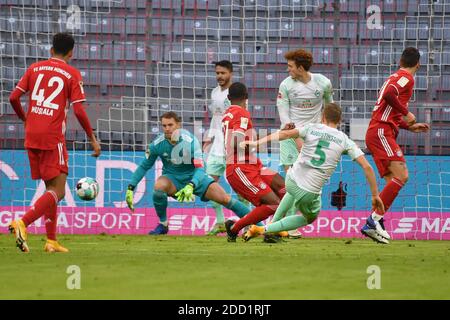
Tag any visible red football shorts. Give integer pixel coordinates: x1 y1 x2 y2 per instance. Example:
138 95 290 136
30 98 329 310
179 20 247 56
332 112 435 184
27 143 69 181
226 166 277 206
365 124 406 178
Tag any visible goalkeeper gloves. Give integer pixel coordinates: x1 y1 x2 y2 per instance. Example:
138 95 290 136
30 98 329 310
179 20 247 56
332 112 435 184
175 183 194 202
126 184 135 211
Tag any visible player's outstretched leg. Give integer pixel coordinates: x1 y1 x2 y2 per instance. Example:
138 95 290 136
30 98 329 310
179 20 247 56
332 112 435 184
264 190 301 240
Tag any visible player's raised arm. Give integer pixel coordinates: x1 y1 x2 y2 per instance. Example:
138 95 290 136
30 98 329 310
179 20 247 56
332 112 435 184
382 84 416 125
241 128 300 149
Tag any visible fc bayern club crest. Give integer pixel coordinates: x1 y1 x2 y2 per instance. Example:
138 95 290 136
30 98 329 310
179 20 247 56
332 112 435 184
396 149 403 157
259 182 267 190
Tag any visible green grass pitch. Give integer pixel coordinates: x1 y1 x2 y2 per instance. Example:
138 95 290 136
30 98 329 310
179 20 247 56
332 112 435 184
1 234 449 299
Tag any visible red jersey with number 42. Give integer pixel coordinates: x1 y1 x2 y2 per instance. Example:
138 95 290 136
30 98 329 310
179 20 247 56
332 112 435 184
368 69 414 134
16 57 86 150
222 105 262 171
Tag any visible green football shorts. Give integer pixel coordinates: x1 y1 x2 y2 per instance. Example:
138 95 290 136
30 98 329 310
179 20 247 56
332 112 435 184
285 176 321 219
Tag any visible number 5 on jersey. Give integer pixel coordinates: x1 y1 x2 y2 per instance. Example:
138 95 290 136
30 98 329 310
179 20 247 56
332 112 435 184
311 140 330 166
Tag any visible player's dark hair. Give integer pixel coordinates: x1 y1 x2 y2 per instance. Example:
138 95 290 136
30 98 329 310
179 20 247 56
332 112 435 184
52 33 75 56
161 111 181 123
400 47 420 68
284 49 313 71
228 82 248 101
215 60 233 72
323 103 342 124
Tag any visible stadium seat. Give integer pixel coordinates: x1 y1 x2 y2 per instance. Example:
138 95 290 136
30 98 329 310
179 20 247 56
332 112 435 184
152 18 173 36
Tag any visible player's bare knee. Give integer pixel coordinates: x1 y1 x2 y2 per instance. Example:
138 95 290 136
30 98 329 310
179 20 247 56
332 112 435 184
222 193 231 204
262 193 280 206
213 191 230 205
48 187 64 201
395 173 409 184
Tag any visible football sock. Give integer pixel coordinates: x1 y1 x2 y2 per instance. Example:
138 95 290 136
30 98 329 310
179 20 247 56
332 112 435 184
265 215 308 234
22 191 58 227
153 190 168 223
237 194 250 209
374 177 405 218
231 205 276 234
371 212 384 222
211 201 225 224
224 197 250 218
44 195 58 241
271 193 295 223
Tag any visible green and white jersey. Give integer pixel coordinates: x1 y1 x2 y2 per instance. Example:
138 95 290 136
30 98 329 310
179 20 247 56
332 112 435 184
287 123 364 194
208 86 231 157
277 73 333 128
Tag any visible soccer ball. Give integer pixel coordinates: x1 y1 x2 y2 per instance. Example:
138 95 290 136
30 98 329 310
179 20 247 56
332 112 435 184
76 177 99 201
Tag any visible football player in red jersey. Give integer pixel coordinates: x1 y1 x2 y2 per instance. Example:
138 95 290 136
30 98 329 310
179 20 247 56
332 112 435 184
222 82 291 242
8 33 101 252
362 47 430 243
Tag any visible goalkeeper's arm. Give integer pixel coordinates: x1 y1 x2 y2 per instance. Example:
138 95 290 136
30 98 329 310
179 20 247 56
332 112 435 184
126 148 158 210
128 147 158 190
